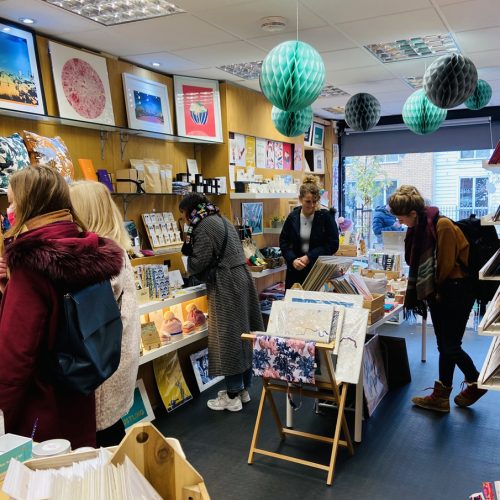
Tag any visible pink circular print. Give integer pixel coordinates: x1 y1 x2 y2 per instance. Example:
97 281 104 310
61 58 106 119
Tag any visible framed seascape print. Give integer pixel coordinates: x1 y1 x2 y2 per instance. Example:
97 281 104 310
173 76 223 143
49 41 115 125
0 20 45 115
312 122 325 148
122 73 172 134
190 348 223 392
242 202 263 236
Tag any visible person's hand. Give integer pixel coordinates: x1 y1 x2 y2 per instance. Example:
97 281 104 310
393 221 401 229
293 258 306 270
298 255 310 266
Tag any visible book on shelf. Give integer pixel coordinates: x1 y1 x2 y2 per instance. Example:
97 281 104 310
483 337 500 385
482 249 500 277
301 256 354 291
482 288 500 331
494 204 500 222
488 140 500 164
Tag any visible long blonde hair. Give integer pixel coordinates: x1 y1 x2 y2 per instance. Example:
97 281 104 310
69 180 132 251
7 166 86 239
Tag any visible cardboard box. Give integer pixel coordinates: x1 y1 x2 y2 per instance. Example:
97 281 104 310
115 169 138 193
335 244 357 257
0 433 32 474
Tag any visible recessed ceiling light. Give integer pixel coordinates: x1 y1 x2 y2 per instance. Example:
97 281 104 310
41 0 185 26
152 62 161 67
365 33 460 63
403 76 424 90
218 61 263 80
19 17 35 25
319 85 349 98
323 106 345 115
260 16 287 33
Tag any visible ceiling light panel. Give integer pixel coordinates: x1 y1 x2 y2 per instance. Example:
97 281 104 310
403 76 424 89
42 0 185 26
365 33 459 63
323 106 345 114
319 85 349 98
217 61 262 80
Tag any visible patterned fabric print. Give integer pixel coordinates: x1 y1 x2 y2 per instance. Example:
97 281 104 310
0 134 30 193
23 130 74 180
253 335 316 384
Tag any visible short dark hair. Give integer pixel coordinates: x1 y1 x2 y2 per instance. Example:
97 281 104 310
179 193 210 215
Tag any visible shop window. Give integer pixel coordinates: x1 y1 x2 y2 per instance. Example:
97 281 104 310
459 149 491 160
375 154 404 164
458 176 488 219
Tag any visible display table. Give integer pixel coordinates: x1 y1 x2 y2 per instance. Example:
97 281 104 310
242 333 354 486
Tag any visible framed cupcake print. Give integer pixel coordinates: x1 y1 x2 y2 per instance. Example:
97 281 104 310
173 76 223 143
0 19 45 115
122 73 172 134
48 41 115 125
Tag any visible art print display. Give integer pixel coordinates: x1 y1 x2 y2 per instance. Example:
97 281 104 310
313 149 325 173
245 135 256 168
232 133 246 166
174 76 222 142
294 143 303 171
49 41 115 125
0 21 45 114
190 348 223 392
256 137 266 169
121 379 154 429
304 122 313 147
122 73 172 134
363 335 389 416
313 122 325 148
266 139 275 169
242 202 263 236
282 143 292 170
274 141 283 169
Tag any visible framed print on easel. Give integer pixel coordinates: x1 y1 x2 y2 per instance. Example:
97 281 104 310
173 76 223 143
0 19 45 115
242 202 263 235
122 73 172 134
48 41 115 125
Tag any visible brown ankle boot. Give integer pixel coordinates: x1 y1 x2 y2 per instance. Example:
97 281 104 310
411 380 452 412
454 381 487 407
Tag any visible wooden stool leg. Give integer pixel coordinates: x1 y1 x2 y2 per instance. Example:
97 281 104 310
248 384 267 464
264 381 285 439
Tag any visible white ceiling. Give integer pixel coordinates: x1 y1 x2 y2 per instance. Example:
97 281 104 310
1 0 500 120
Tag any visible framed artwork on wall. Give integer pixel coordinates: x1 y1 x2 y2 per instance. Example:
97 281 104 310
173 76 223 142
303 122 313 147
190 348 223 392
121 379 155 429
0 19 45 115
313 122 325 148
242 202 263 235
48 41 115 125
313 149 325 173
122 73 172 134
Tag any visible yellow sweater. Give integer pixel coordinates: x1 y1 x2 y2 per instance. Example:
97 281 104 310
436 218 469 285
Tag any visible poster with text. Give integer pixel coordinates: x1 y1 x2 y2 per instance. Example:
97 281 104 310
266 139 275 169
274 141 283 170
294 143 303 171
256 138 266 169
283 143 292 170
245 136 256 168
233 133 246 167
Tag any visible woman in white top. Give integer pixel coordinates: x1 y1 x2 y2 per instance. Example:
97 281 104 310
70 180 141 446
279 175 339 289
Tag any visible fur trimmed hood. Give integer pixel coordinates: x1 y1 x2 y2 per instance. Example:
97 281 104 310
5 221 124 289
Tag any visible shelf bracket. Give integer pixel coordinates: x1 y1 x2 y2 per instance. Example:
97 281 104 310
120 132 130 160
99 130 109 160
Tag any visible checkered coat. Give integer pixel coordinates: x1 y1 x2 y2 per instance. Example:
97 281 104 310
188 215 264 377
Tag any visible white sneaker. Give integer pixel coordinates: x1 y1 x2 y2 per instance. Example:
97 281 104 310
207 390 242 412
239 389 251 403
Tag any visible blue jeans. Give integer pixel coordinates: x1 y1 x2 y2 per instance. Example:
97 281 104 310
225 367 253 394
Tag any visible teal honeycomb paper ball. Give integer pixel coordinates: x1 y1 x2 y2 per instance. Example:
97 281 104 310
402 89 447 135
345 93 381 131
271 105 313 137
260 40 325 112
464 79 492 110
423 53 477 109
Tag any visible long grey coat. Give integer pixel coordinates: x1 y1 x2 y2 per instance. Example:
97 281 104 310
187 215 264 377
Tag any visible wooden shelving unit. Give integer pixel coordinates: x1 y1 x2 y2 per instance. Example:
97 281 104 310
478 249 500 281
263 227 283 235
230 192 297 200
481 214 500 226
138 286 206 316
250 264 287 279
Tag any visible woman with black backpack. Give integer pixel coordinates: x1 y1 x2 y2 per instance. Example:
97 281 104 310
388 185 487 412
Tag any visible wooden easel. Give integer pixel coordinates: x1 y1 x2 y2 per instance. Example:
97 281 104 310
242 333 354 486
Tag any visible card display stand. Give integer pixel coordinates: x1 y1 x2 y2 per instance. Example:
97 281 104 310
242 333 354 485
141 212 183 252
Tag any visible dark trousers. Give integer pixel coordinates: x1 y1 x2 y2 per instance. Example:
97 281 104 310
428 279 478 387
96 419 126 448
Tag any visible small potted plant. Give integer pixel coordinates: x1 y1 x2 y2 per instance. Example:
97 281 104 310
270 215 285 229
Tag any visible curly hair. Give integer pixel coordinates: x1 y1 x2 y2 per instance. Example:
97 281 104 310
388 185 425 215
299 174 320 201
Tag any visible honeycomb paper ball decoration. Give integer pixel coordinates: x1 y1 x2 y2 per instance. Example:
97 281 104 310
260 40 325 112
423 53 478 109
402 89 447 135
464 79 492 110
271 105 313 137
345 93 381 131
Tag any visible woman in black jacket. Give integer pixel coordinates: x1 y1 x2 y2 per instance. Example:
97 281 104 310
279 175 339 289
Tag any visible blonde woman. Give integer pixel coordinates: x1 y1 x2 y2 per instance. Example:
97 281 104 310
70 180 140 446
279 175 339 288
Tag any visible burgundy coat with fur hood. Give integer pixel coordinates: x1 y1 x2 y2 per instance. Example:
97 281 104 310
0 221 123 448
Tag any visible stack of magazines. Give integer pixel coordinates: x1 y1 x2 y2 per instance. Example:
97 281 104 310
302 256 354 291
329 273 373 300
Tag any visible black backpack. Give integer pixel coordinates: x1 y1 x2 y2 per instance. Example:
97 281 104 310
453 215 499 303
50 280 123 395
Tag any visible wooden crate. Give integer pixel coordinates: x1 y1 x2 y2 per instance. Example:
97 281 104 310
361 269 401 280
335 244 357 257
367 306 385 325
362 293 385 312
